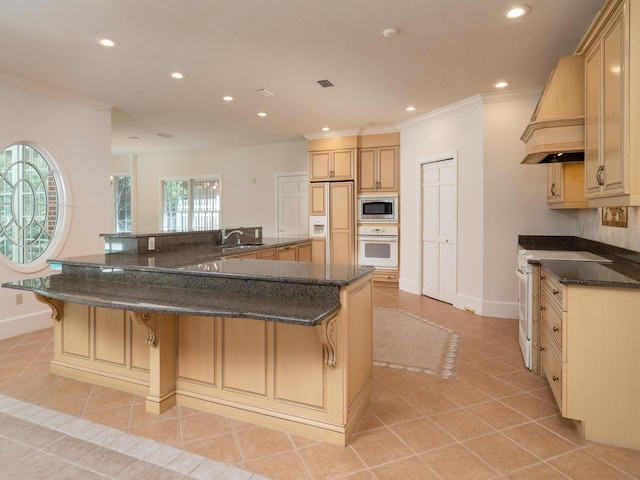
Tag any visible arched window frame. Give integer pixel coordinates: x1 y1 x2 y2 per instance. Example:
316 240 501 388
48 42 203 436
0 140 72 273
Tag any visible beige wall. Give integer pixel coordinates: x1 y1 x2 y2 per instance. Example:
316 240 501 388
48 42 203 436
0 79 112 339
116 141 308 236
399 90 580 319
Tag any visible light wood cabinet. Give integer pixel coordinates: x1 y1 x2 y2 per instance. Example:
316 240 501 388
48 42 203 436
312 238 326 264
539 270 564 409
580 0 640 206
358 146 399 193
276 242 312 262
329 182 354 265
310 183 327 216
309 149 354 182
372 269 399 285
538 267 640 450
546 162 588 209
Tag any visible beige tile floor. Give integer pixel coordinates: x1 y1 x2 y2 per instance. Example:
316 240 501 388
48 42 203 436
1 287 640 479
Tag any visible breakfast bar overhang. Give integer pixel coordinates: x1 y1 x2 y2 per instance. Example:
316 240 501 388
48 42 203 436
3 252 374 446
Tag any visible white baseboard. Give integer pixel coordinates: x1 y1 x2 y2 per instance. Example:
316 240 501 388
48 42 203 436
398 277 419 295
0 310 53 340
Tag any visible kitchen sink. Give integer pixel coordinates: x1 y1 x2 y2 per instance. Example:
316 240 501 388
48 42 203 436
221 243 265 250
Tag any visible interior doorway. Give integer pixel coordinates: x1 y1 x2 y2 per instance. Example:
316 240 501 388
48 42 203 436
421 157 457 304
276 173 308 237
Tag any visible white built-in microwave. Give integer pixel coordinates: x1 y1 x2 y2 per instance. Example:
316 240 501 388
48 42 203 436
358 195 398 223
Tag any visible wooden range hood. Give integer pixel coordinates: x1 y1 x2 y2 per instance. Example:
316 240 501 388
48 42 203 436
521 55 585 164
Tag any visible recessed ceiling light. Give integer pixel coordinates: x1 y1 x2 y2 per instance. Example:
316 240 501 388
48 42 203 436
503 5 531 19
95 37 118 47
322 127 330 132
222 96 233 102
495 81 510 88
170 72 186 80
405 106 417 112
257 112 267 117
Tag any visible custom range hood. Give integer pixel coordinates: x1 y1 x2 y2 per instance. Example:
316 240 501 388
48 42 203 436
521 55 585 164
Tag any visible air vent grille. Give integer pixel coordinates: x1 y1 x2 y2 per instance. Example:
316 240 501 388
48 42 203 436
255 88 276 97
316 79 335 88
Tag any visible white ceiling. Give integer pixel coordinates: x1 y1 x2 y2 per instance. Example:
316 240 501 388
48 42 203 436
0 0 605 156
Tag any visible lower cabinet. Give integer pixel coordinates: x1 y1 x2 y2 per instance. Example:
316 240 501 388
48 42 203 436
226 242 312 262
372 268 399 286
538 267 640 450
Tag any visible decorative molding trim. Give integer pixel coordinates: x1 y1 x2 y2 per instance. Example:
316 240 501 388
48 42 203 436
0 72 113 112
316 316 337 367
33 294 62 321
130 311 157 347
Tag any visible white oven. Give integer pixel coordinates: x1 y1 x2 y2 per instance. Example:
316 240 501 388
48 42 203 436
516 250 533 369
358 225 398 269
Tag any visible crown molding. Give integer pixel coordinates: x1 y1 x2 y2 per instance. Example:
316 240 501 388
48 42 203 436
0 72 113 112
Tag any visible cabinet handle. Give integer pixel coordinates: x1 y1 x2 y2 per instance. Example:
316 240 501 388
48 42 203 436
553 326 559 333
541 275 546 281
552 289 559 297
540 346 546 352
596 165 604 186
550 183 556 196
540 306 545 311
552 375 559 382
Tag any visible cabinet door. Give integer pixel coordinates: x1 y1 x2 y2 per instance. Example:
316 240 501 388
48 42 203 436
309 184 326 216
309 151 331 181
329 182 354 265
377 146 398 192
547 164 563 204
358 149 377 192
601 13 625 195
331 150 354 180
312 238 326 264
297 242 312 263
277 245 297 261
585 44 602 197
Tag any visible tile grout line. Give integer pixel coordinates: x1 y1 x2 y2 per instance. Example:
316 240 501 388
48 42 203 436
0 393 272 480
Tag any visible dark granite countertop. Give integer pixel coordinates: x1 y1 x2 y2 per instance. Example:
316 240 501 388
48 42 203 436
3 237 373 325
518 235 640 289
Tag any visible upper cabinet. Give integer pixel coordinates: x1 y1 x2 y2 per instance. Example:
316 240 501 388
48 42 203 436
357 132 400 194
309 150 355 182
578 0 640 206
358 146 399 193
547 162 589 209
308 135 358 182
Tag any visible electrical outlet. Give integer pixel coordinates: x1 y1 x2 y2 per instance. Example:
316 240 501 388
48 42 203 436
16 293 23 305
255 228 259 238
148 237 155 251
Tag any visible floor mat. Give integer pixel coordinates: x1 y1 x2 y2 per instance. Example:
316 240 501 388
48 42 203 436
373 307 458 378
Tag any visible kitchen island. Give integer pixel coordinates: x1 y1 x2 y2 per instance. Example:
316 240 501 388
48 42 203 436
2 235 375 446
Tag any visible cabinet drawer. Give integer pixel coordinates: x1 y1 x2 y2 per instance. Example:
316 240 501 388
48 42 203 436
372 269 399 285
541 271 564 310
541 300 562 350
541 328 563 410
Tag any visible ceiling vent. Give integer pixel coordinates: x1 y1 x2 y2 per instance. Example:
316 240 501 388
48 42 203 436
156 132 175 139
255 88 276 97
316 79 335 88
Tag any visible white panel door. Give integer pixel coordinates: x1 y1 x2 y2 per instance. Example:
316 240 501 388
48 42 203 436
277 175 308 237
422 159 456 304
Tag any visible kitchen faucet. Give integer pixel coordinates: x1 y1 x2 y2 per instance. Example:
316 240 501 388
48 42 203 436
221 228 243 245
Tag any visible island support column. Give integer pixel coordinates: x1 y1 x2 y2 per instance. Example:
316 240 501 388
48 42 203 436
131 311 178 414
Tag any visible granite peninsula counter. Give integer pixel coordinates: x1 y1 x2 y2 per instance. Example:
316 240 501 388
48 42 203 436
2 235 375 445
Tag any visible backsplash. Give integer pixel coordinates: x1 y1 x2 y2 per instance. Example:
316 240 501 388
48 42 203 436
577 207 640 252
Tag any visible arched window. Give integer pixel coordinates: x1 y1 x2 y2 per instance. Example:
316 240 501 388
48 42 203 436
0 143 62 267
